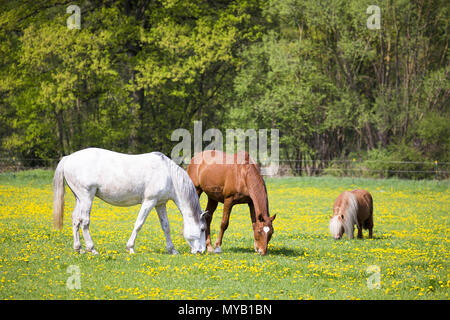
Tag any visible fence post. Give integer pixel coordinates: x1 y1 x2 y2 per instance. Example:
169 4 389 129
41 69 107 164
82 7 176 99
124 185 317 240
434 160 438 180
12 156 16 175
350 158 354 182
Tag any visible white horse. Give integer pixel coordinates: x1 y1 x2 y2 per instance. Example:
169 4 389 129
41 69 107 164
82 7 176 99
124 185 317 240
53 148 207 254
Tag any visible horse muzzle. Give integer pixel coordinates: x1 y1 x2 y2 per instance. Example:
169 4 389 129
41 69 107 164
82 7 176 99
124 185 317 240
254 246 267 255
190 242 206 254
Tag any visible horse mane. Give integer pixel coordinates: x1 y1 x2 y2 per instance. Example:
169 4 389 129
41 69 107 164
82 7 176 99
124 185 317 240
329 215 341 236
342 191 358 234
245 163 269 221
155 152 202 221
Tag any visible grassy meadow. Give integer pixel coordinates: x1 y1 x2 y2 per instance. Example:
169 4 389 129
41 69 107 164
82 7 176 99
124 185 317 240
0 170 448 300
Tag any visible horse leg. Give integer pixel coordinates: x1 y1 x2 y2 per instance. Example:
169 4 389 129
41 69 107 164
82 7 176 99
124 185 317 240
155 204 178 255
357 226 363 239
72 200 81 253
367 216 374 238
214 197 233 253
126 199 156 254
205 198 218 253
347 225 355 239
78 191 97 254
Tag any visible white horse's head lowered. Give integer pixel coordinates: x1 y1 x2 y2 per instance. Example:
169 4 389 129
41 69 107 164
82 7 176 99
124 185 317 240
183 210 208 254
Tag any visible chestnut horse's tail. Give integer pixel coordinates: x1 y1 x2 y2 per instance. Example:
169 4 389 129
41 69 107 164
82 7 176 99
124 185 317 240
53 156 67 230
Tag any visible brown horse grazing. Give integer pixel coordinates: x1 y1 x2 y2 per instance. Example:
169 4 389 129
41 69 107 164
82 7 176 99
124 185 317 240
187 150 276 255
329 189 373 240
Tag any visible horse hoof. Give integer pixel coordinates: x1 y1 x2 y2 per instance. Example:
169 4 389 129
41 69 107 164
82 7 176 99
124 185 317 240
169 248 179 255
128 248 135 254
90 249 99 255
214 246 222 254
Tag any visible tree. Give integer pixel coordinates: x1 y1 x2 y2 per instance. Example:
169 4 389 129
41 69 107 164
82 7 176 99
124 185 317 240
0 0 265 160
228 0 449 175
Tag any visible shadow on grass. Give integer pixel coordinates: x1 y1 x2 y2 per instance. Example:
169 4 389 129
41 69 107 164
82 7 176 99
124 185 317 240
362 232 392 240
227 245 304 257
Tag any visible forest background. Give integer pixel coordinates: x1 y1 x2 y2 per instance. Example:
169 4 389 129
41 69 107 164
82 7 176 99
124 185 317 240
0 0 448 178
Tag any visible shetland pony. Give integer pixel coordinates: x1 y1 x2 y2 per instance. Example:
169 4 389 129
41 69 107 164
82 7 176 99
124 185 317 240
187 150 276 255
53 148 207 254
329 189 373 239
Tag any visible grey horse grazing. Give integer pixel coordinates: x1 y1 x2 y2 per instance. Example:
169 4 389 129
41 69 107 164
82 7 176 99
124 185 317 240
53 147 207 254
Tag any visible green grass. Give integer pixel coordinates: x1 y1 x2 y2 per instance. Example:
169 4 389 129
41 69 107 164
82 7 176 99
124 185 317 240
0 170 448 299
0 169 54 187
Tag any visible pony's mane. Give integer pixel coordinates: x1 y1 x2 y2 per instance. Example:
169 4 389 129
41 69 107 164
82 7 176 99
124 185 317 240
342 191 358 235
330 191 359 237
157 152 201 220
329 215 341 236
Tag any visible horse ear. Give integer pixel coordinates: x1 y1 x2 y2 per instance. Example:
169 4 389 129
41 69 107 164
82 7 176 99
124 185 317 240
258 215 265 222
270 214 276 222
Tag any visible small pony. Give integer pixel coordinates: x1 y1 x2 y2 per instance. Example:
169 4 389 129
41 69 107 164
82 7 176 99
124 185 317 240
329 189 373 239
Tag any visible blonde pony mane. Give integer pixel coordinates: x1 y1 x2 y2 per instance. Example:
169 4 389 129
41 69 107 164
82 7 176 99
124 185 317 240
342 191 358 236
330 191 359 238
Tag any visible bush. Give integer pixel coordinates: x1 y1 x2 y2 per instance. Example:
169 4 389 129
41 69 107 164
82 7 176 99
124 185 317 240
322 144 443 179
363 144 435 179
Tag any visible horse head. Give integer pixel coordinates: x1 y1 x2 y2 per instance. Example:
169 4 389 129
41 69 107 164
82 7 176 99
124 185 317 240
183 210 208 254
329 214 345 239
252 214 276 255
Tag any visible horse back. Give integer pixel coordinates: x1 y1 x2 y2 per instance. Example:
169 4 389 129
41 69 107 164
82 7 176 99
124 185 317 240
351 189 373 222
187 150 253 201
63 148 170 206
332 191 353 216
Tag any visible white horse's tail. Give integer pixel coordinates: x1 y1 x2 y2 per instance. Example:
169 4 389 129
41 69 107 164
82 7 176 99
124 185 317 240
53 157 67 230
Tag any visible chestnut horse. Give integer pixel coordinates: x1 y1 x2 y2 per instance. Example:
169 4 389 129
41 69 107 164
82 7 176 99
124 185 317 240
329 189 373 239
187 150 276 255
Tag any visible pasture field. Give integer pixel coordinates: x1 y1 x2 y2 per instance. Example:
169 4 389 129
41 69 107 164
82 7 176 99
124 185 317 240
0 170 448 300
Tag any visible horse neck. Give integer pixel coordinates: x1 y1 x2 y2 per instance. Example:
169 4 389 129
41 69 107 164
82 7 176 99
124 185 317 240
246 165 269 219
172 190 191 216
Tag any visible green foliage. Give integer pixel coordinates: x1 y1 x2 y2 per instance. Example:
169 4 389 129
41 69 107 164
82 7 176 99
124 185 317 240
323 145 438 179
416 112 450 162
227 0 449 176
0 0 264 159
0 0 448 178
363 144 435 179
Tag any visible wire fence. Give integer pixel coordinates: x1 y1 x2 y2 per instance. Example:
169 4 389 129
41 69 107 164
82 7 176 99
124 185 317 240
0 157 448 180
268 158 449 179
